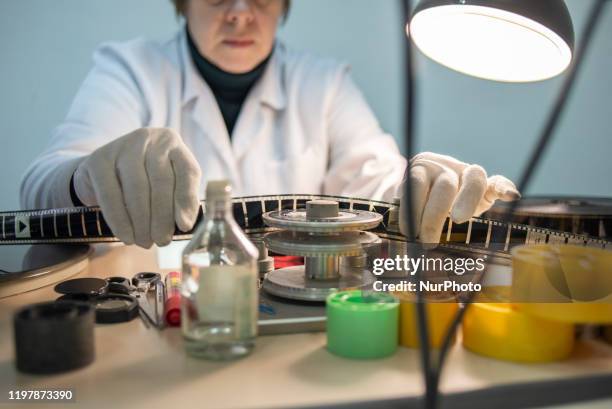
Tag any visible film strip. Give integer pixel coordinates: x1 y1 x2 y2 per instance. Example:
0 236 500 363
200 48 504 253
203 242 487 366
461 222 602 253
0 195 609 254
486 196 612 240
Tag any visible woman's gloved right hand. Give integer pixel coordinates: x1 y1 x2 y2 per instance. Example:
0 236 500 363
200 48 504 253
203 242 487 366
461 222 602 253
73 128 202 248
399 152 520 244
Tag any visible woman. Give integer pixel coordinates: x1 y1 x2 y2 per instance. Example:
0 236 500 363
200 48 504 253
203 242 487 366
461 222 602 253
20 0 519 248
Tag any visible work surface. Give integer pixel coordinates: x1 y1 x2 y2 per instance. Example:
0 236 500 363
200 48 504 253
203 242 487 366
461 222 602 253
1 244 612 409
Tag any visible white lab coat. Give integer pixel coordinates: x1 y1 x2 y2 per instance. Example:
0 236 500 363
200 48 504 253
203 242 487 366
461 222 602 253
20 29 407 210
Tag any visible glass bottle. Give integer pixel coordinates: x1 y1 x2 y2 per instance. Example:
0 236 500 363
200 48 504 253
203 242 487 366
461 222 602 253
181 180 259 360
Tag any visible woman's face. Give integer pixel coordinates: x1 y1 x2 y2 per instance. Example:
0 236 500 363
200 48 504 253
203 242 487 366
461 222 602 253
186 0 285 73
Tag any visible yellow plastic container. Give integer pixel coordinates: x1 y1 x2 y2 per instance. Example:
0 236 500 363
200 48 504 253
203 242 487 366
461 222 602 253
462 303 575 363
512 245 612 324
396 292 458 349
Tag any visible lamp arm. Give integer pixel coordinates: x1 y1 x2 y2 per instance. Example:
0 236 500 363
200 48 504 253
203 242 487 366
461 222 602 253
402 1 437 408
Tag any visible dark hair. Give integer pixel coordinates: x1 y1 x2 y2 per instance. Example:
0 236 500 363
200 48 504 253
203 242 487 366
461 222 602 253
171 0 291 20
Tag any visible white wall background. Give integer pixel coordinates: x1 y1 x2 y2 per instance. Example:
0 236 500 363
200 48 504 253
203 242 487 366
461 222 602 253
0 0 610 212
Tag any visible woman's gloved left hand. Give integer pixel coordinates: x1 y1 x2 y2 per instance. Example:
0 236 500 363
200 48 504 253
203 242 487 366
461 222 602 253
399 152 520 243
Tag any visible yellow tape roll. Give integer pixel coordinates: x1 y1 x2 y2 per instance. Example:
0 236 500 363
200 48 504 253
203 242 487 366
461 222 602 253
512 245 612 324
463 303 575 363
395 292 458 349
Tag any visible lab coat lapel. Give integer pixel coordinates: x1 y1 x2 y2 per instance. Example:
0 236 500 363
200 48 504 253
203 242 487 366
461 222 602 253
231 44 286 161
180 31 240 185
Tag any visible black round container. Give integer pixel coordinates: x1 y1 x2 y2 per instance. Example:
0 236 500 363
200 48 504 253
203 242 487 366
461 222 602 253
13 301 95 374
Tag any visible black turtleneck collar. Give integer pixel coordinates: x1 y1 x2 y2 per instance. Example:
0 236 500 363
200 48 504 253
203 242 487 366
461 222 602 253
187 26 271 138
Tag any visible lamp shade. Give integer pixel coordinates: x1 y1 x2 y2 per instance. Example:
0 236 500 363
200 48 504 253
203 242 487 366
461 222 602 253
408 0 575 82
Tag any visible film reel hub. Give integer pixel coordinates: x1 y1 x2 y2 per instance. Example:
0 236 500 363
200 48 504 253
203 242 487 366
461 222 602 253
262 200 381 302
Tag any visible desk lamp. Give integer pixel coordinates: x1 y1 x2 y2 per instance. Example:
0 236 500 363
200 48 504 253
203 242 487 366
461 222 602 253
400 1 606 408
409 0 575 82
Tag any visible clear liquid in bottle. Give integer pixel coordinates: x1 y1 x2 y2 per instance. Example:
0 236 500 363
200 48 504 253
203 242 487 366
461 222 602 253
181 181 258 360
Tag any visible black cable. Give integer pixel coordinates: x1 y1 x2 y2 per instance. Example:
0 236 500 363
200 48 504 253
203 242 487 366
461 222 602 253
402 1 435 408
429 0 608 400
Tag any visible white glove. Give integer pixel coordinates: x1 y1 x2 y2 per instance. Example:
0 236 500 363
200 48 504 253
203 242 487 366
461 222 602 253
399 152 520 243
73 128 202 248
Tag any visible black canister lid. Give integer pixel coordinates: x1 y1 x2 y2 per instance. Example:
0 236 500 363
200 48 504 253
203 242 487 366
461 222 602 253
54 278 108 296
93 294 139 324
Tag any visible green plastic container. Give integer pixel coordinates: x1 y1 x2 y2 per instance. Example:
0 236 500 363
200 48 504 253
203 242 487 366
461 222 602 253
326 290 399 359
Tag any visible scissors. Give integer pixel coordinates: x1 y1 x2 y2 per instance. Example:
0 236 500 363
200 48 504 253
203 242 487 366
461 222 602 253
106 272 164 329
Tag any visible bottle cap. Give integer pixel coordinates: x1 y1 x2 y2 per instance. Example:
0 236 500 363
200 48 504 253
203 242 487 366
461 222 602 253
206 180 232 201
